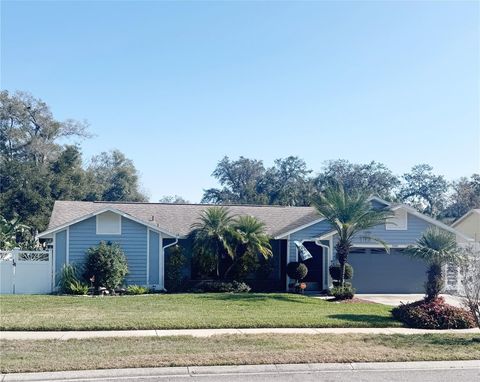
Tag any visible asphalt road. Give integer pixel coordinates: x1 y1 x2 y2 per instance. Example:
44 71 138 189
4 368 480 382
3 362 479 382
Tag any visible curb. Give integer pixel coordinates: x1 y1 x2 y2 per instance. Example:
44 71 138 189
1 360 480 381
1 327 479 340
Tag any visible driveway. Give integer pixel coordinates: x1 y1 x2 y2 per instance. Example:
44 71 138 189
356 294 464 307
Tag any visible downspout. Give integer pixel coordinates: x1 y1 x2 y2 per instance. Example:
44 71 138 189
315 240 331 291
161 236 179 292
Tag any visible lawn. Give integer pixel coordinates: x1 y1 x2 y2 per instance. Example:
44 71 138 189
2 333 479 373
0 293 400 330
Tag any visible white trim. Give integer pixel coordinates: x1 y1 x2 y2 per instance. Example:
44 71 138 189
452 209 480 228
66 227 70 264
386 208 408 231
392 205 474 241
351 244 408 248
95 212 122 235
158 232 162 289
328 237 334 288
285 234 291 291
274 197 391 239
146 229 150 285
369 196 392 207
37 207 177 239
52 232 56 291
275 218 326 239
161 236 179 291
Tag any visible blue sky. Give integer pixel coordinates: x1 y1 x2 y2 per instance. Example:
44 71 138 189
2 1 479 202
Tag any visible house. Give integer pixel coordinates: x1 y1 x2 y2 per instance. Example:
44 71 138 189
452 209 480 243
36 198 472 294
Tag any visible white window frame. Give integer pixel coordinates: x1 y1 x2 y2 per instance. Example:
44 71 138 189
386 208 408 230
96 211 122 235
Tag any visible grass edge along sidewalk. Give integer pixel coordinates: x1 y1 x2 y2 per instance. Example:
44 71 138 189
1 333 480 373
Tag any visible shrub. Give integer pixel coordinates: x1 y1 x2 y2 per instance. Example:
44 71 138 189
392 297 476 329
69 280 89 295
83 241 128 290
193 280 251 293
329 263 353 281
165 245 187 292
329 285 355 300
126 285 149 295
286 262 308 281
58 264 88 295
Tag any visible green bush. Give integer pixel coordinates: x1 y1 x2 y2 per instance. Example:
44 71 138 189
126 285 149 295
58 264 88 295
286 262 308 281
392 297 475 329
329 285 355 300
193 280 251 293
69 280 89 295
165 245 187 292
329 263 353 281
83 241 128 290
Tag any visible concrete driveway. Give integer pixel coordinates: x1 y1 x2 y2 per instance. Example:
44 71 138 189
357 294 464 308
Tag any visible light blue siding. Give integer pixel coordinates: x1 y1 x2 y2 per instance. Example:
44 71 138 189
149 231 160 285
68 216 148 285
350 213 433 246
285 211 439 291
288 220 332 262
54 230 67 285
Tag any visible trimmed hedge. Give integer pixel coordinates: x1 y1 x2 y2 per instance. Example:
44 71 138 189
192 280 251 293
392 297 476 329
329 285 355 300
286 262 308 281
329 263 353 281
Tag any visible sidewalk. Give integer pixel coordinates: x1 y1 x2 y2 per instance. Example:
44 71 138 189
1 327 479 340
2 360 479 381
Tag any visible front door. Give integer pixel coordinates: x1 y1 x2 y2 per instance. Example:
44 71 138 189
300 242 323 291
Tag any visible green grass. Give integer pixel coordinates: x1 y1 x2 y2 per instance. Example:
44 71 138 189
0 293 400 330
2 334 479 373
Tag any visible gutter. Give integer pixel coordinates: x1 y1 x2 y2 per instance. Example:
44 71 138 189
160 236 179 292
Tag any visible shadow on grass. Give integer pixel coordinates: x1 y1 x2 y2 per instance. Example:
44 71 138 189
328 314 397 326
375 334 480 347
197 293 318 304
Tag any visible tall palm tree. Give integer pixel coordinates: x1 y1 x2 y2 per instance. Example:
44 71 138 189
224 215 273 279
312 184 393 287
406 227 462 300
190 206 236 279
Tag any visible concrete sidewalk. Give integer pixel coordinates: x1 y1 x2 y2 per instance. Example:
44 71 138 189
1 327 479 340
1 360 479 381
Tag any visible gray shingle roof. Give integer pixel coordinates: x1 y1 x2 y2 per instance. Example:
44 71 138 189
47 201 322 238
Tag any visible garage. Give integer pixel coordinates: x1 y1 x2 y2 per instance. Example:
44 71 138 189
348 248 428 294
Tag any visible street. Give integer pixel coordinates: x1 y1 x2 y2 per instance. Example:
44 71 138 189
2 361 479 382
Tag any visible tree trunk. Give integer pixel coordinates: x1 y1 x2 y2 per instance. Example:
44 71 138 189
335 241 350 288
426 263 443 300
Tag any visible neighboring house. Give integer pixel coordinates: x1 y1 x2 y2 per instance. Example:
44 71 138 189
34 197 472 295
452 209 480 243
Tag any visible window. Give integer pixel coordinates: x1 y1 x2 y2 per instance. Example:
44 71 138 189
386 208 408 230
96 211 121 235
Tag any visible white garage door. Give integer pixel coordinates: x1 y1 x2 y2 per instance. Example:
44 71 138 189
0 250 53 294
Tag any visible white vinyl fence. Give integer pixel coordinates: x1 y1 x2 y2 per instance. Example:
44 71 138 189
0 249 53 294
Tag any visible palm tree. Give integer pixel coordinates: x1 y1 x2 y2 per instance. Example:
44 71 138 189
190 206 236 279
0 215 30 250
312 184 393 287
224 215 273 279
406 227 462 300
